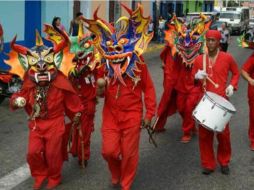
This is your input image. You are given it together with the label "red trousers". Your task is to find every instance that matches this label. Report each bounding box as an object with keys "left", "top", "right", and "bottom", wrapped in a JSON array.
[
  {"left": 102, "top": 116, "right": 141, "bottom": 190},
  {"left": 27, "top": 118, "right": 65, "bottom": 185},
  {"left": 248, "top": 100, "right": 254, "bottom": 144},
  {"left": 176, "top": 92, "right": 201, "bottom": 135},
  {"left": 69, "top": 113, "right": 94, "bottom": 161},
  {"left": 198, "top": 125, "right": 231, "bottom": 170}
]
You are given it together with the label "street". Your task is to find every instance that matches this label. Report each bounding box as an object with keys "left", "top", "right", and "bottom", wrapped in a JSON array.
[{"left": 0, "top": 36, "right": 254, "bottom": 190}]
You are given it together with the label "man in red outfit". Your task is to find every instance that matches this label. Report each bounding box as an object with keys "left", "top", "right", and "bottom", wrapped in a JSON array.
[
  {"left": 7, "top": 32, "right": 83, "bottom": 189},
  {"left": 193, "top": 30, "right": 240, "bottom": 175},
  {"left": 154, "top": 15, "right": 211, "bottom": 143},
  {"left": 241, "top": 54, "right": 254, "bottom": 150},
  {"left": 85, "top": 4, "right": 156, "bottom": 190}
]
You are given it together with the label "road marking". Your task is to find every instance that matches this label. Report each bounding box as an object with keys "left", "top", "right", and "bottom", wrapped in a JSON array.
[{"left": 0, "top": 164, "right": 30, "bottom": 190}]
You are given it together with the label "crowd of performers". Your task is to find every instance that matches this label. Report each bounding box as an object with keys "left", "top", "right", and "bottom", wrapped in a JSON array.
[{"left": 1, "top": 3, "right": 254, "bottom": 190}]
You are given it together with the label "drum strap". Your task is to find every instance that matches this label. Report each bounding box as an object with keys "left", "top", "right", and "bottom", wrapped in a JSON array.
[{"left": 202, "top": 54, "right": 207, "bottom": 91}]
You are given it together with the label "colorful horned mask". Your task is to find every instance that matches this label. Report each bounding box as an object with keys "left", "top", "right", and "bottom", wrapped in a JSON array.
[
  {"left": 165, "top": 14, "right": 211, "bottom": 66},
  {"left": 238, "top": 32, "right": 254, "bottom": 49},
  {"left": 44, "top": 24, "right": 100, "bottom": 77},
  {"left": 83, "top": 3, "right": 153, "bottom": 85},
  {"left": 5, "top": 30, "right": 74, "bottom": 86}
]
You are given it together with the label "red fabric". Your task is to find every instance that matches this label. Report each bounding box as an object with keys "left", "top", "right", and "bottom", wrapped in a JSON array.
[
  {"left": 0, "top": 24, "right": 3, "bottom": 37},
  {"left": 64, "top": 69, "right": 98, "bottom": 161},
  {"left": 206, "top": 30, "right": 222, "bottom": 40},
  {"left": 10, "top": 73, "right": 83, "bottom": 184},
  {"left": 242, "top": 53, "right": 254, "bottom": 143},
  {"left": 242, "top": 53, "right": 254, "bottom": 100},
  {"left": 155, "top": 46, "right": 201, "bottom": 131},
  {"left": 198, "top": 125, "right": 231, "bottom": 169},
  {"left": 101, "top": 63, "right": 156, "bottom": 189},
  {"left": 102, "top": 111, "right": 141, "bottom": 190},
  {"left": 176, "top": 92, "right": 202, "bottom": 134},
  {"left": 193, "top": 51, "right": 239, "bottom": 169},
  {"left": 193, "top": 51, "right": 240, "bottom": 96},
  {"left": 248, "top": 100, "right": 254, "bottom": 144}
]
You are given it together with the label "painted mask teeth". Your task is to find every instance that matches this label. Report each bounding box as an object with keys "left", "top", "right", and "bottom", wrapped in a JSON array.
[{"left": 35, "top": 73, "right": 39, "bottom": 83}]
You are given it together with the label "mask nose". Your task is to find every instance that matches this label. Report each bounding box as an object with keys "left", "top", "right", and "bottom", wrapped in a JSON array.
[{"left": 36, "top": 61, "right": 48, "bottom": 72}]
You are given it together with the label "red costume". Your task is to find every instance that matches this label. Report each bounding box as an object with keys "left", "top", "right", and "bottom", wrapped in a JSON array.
[
  {"left": 242, "top": 53, "right": 254, "bottom": 148},
  {"left": 11, "top": 73, "right": 83, "bottom": 188},
  {"left": 101, "top": 64, "right": 156, "bottom": 190},
  {"left": 155, "top": 47, "right": 201, "bottom": 141},
  {"left": 194, "top": 50, "right": 239, "bottom": 170},
  {"left": 66, "top": 69, "right": 98, "bottom": 163}
]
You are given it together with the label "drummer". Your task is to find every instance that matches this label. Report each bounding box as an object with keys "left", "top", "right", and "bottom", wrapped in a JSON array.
[{"left": 193, "top": 30, "right": 240, "bottom": 175}]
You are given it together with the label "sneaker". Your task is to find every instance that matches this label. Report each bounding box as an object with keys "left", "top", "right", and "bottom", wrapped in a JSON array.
[
  {"left": 250, "top": 142, "right": 254, "bottom": 151},
  {"left": 181, "top": 134, "right": 191, "bottom": 143},
  {"left": 221, "top": 165, "right": 230, "bottom": 175},
  {"left": 33, "top": 176, "right": 47, "bottom": 190},
  {"left": 202, "top": 168, "right": 214, "bottom": 175}
]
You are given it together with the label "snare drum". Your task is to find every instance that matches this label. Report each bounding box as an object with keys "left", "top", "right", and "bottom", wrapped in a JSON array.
[{"left": 192, "top": 91, "right": 236, "bottom": 132}]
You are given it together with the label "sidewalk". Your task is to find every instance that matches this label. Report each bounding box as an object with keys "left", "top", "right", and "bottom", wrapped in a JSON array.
[{"left": 145, "top": 41, "right": 164, "bottom": 54}]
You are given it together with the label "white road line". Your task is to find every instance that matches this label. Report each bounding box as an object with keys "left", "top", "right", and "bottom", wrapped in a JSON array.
[{"left": 0, "top": 164, "right": 30, "bottom": 190}]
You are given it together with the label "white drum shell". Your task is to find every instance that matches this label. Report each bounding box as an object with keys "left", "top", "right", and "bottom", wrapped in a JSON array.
[{"left": 193, "top": 92, "right": 236, "bottom": 132}]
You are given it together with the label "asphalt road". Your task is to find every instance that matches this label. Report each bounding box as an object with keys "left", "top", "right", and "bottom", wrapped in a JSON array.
[{"left": 0, "top": 36, "right": 254, "bottom": 190}]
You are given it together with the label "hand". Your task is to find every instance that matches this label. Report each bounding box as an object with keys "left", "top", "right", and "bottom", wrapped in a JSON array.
[
  {"left": 142, "top": 118, "right": 151, "bottom": 128},
  {"left": 195, "top": 70, "right": 207, "bottom": 80},
  {"left": 225, "top": 84, "right": 234, "bottom": 97},
  {"left": 13, "top": 97, "right": 26, "bottom": 108},
  {"left": 73, "top": 112, "right": 81, "bottom": 125},
  {"left": 249, "top": 78, "right": 254, "bottom": 86}
]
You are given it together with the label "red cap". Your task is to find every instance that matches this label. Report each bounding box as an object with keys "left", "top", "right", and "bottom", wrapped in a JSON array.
[{"left": 205, "top": 30, "right": 221, "bottom": 40}]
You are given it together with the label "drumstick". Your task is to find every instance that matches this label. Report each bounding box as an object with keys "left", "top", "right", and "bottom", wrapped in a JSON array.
[{"left": 206, "top": 76, "right": 219, "bottom": 88}]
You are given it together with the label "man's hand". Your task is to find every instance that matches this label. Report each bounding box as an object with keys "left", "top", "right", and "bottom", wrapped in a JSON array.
[
  {"left": 249, "top": 78, "right": 254, "bottom": 86},
  {"left": 13, "top": 97, "right": 26, "bottom": 108},
  {"left": 73, "top": 112, "right": 81, "bottom": 126},
  {"left": 225, "top": 85, "right": 234, "bottom": 97},
  {"left": 96, "top": 78, "right": 106, "bottom": 96},
  {"left": 142, "top": 118, "right": 151, "bottom": 128},
  {"left": 195, "top": 70, "right": 207, "bottom": 80}
]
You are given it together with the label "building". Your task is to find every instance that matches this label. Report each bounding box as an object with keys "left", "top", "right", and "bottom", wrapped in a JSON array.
[{"left": 0, "top": 0, "right": 153, "bottom": 70}]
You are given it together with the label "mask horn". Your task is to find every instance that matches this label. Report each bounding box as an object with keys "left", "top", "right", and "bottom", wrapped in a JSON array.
[
  {"left": 35, "top": 30, "right": 44, "bottom": 46},
  {"left": 10, "top": 35, "right": 28, "bottom": 54}
]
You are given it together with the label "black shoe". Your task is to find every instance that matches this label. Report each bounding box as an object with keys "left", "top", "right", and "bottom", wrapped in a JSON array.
[
  {"left": 221, "top": 165, "right": 230, "bottom": 175},
  {"left": 202, "top": 168, "right": 214, "bottom": 175}
]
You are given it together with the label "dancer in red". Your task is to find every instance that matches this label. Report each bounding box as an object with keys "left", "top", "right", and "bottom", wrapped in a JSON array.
[
  {"left": 193, "top": 30, "right": 239, "bottom": 175},
  {"left": 84, "top": 4, "right": 156, "bottom": 190},
  {"left": 241, "top": 53, "right": 254, "bottom": 150},
  {"left": 7, "top": 31, "right": 83, "bottom": 189},
  {"left": 155, "top": 14, "right": 211, "bottom": 143}
]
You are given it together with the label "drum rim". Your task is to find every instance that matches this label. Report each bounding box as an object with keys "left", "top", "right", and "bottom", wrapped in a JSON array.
[
  {"left": 205, "top": 92, "right": 236, "bottom": 113},
  {"left": 192, "top": 116, "right": 226, "bottom": 133}
]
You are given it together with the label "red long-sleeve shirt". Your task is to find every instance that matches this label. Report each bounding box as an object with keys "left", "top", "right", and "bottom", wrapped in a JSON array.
[
  {"left": 10, "top": 72, "right": 83, "bottom": 130},
  {"left": 193, "top": 51, "right": 240, "bottom": 97},
  {"left": 103, "top": 63, "right": 156, "bottom": 127},
  {"left": 242, "top": 53, "right": 254, "bottom": 100}
]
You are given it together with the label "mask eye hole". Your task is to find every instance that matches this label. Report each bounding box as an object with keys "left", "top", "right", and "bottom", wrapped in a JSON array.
[
  {"left": 27, "top": 55, "right": 38, "bottom": 66},
  {"left": 44, "top": 53, "right": 54, "bottom": 63},
  {"left": 118, "top": 38, "right": 129, "bottom": 45},
  {"left": 106, "top": 41, "right": 112, "bottom": 46},
  {"left": 84, "top": 42, "right": 90, "bottom": 49}
]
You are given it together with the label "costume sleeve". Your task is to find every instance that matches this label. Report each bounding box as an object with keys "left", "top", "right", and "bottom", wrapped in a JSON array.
[
  {"left": 228, "top": 54, "right": 240, "bottom": 90},
  {"left": 64, "top": 90, "right": 84, "bottom": 114},
  {"left": 242, "top": 53, "right": 254, "bottom": 74},
  {"left": 140, "top": 64, "right": 156, "bottom": 120}
]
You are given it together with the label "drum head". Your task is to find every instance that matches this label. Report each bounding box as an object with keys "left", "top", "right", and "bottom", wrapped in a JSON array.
[{"left": 206, "top": 91, "right": 236, "bottom": 112}]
